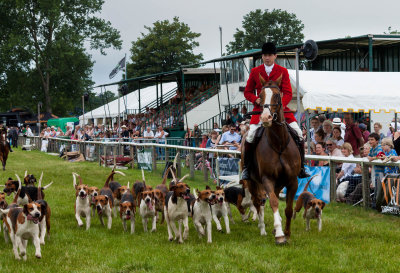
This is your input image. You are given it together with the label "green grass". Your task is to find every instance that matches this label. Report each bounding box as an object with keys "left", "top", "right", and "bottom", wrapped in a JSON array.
[{"left": 1, "top": 149, "right": 400, "bottom": 272}]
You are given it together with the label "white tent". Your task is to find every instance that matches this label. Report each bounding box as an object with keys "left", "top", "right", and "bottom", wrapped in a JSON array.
[
  {"left": 287, "top": 70, "right": 400, "bottom": 113},
  {"left": 80, "top": 82, "right": 177, "bottom": 121}
]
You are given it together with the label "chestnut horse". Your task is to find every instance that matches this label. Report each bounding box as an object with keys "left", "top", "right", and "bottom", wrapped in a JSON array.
[
  {"left": 0, "top": 127, "right": 9, "bottom": 171},
  {"left": 241, "top": 74, "right": 300, "bottom": 245}
]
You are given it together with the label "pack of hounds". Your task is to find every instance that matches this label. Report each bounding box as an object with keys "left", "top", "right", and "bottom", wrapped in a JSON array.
[{"left": 0, "top": 156, "right": 325, "bottom": 260}]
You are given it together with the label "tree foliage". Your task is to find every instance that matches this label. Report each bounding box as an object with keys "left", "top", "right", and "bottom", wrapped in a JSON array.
[
  {"left": 0, "top": 0, "right": 122, "bottom": 115},
  {"left": 226, "top": 9, "right": 305, "bottom": 54},
  {"left": 127, "top": 17, "right": 203, "bottom": 80}
]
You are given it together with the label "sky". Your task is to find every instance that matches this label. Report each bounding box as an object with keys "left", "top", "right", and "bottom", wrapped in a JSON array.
[{"left": 90, "top": 0, "right": 400, "bottom": 93}]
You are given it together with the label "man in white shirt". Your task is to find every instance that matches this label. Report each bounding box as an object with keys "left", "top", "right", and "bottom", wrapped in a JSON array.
[{"left": 143, "top": 127, "right": 154, "bottom": 138}]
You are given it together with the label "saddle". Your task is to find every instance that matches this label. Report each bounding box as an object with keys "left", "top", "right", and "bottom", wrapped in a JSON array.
[{"left": 254, "top": 122, "right": 301, "bottom": 148}]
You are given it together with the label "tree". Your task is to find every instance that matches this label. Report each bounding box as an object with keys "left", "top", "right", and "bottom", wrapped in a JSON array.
[
  {"left": 226, "top": 9, "right": 305, "bottom": 54},
  {"left": 127, "top": 17, "right": 203, "bottom": 80},
  {"left": 384, "top": 26, "right": 400, "bottom": 34},
  {"left": 0, "top": 0, "right": 122, "bottom": 114}
]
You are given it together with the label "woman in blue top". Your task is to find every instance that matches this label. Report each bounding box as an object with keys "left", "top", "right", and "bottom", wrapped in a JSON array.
[{"left": 381, "top": 138, "right": 399, "bottom": 174}]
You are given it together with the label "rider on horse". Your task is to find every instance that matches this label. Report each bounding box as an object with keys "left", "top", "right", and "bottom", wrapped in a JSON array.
[
  {"left": 0, "top": 124, "right": 13, "bottom": 152},
  {"left": 241, "top": 42, "right": 309, "bottom": 180}
]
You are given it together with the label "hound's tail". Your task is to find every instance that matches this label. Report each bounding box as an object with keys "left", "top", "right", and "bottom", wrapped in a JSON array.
[
  {"left": 302, "top": 174, "right": 318, "bottom": 193},
  {"left": 12, "top": 174, "right": 22, "bottom": 204},
  {"left": 37, "top": 172, "right": 43, "bottom": 200}
]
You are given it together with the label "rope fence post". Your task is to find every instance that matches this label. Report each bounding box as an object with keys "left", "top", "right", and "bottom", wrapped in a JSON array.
[
  {"left": 362, "top": 162, "right": 371, "bottom": 209},
  {"left": 329, "top": 160, "right": 337, "bottom": 203}
]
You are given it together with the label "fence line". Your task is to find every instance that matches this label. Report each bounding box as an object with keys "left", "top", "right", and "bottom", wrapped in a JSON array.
[{"left": 19, "top": 136, "right": 400, "bottom": 209}]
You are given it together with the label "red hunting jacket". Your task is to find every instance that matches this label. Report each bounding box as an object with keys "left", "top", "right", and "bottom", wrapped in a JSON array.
[{"left": 244, "top": 63, "right": 296, "bottom": 125}]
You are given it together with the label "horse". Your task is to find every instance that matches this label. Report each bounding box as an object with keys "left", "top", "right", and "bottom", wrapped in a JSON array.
[
  {"left": 0, "top": 127, "right": 9, "bottom": 171},
  {"left": 241, "top": 74, "right": 301, "bottom": 245}
]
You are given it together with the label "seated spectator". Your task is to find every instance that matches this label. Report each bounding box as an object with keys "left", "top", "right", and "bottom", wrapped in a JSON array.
[
  {"left": 332, "top": 127, "right": 344, "bottom": 147},
  {"left": 310, "top": 117, "right": 320, "bottom": 144},
  {"left": 322, "top": 120, "right": 333, "bottom": 142},
  {"left": 241, "top": 106, "right": 248, "bottom": 116},
  {"left": 213, "top": 122, "right": 221, "bottom": 133},
  {"left": 314, "top": 128, "right": 326, "bottom": 144},
  {"left": 312, "top": 142, "right": 328, "bottom": 166},
  {"left": 200, "top": 133, "right": 209, "bottom": 148},
  {"left": 373, "top": 122, "right": 385, "bottom": 142},
  {"left": 326, "top": 138, "right": 343, "bottom": 157},
  {"left": 332, "top": 117, "right": 345, "bottom": 138},
  {"left": 381, "top": 138, "right": 399, "bottom": 174},
  {"left": 231, "top": 108, "right": 243, "bottom": 125},
  {"left": 367, "top": 133, "right": 385, "bottom": 188},
  {"left": 336, "top": 142, "right": 356, "bottom": 183},
  {"left": 387, "top": 121, "right": 400, "bottom": 137},
  {"left": 219, "top": 124, "right": 241, "bottom": 150}
]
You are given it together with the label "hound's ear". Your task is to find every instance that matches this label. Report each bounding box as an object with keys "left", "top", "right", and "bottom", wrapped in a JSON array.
[
  {"left": 170, "top": 185, "right": 176, "bottom": 191},
  {"left": 216, "top": 186, "right": 222, "bottom": 190},
  {"left": 205, "top": 185, "right": 211, "bottom": 190},
  {"left": 321, "top": 202, "right": 326, "bottom": 209},
  {"left": 307, "top": 201, "right": 313, "bottom": 208},
  {"left": 275, "top": 74, "right": 282, "bottom": 86},
  {"left": 151, "top": 191, "right": 154, "bottom": 198},
  {"left": 104, "top": 196, "right": 108, "bottom": 201},
  {"left": 138, "top": 192, "right": 142, "bottom": 200},
  {"left": 23, "top": 204, "right": 29, "bottom": 215},
  {"left": 259, "top": 74, "right": 267, "bottom": 86}
]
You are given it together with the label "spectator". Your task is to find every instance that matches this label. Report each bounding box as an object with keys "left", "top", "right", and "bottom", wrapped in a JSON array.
[
  {"left": 217, "top": 125, "right": 229, "bottom": 146},
  {"left": 381, "top": 138, "right": 399, "bottom": 174},
  {"left": 56, "top": 127, "right": 64, "bottom": 137},
  {"left": 49, "top": 126, "right": 57, "bottom": 138},
  {"left": 312, "top": 142, "right": 328, "bottom": 166},
  {"left": 344, "top": 113, "right": 364, "bottom": 157},
  {"left": 322, "top": 120, "right": 333, "bottom": 142},
  {"left": 231, "top": 108, "right": 243, "bottom": 125},
  {"left": 213, "top": 122, "right": 221, "bottom": 133},
  {"left": 143, "top": 127, "right": 154, "bottom": 139},
  {"left": 192, "top": 124, "right": 202, "bottom": 146},
  {"left": 387, "top": 122, "right": 400, "bottom": 137},
  {"left": 206, "top": 130, "right": 219, "bottom": 152},
  {"left": 359, "top": 123, "right": 370, "bottom": 143},
  {"left": 367, "top": 133, "right": 385, "bottom": 188},
  {"left": 332, "top": 127, "right": 344, "bottom": 147},
  {"left": 219, "top": 124, "right": 241, "bottom": 150},
  {"left": 318, "top": 114, "right": 326, "bottom": 125},
  {"left": 120, "top": 125, "right": 129, "bottom": 138},
  {"left": 326, "top": 138, "right": 343, "bottom": 157},
  {"left": 310, "top": 117, "right": 320, "bottom": 144},
  {"left": 314, "top": 128, "right": 326, "bottom": 144},
  {"left": 155, "top": 126, "right": 168, "bottom": 159},
  {"left": 336, "top": 142, "right": 356, "bottom": 183},
  {"left": 26, "top": 125, "right": 34, "bottom": 137},
  {"left": 373, "top": 122, "right": 385, "bottom": 142},
  {"left": 200, "top": 133, "right": 208, "bottom": 148},
  {"left": 241, "top": 106, "right": 248, "bottom": 116},
  {"left": 332, "top": 117, "right": 345, "bottom": 138}
]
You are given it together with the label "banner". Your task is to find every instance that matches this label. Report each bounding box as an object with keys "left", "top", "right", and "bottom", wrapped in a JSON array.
[
  {"left": 381, "top": 174, "right": 400, "bottom": 216},
  {"left": 109, "top": 56, "right": 126, "bottom": 79},
  {"left": 295, "top": 166, "right": 331, "bottom": 203},
  {"left": 137, "top": 148, "right": 152, "bottom": 171},
  {"left": 217, "top": 158, "right": 240, "bottom": 185}
]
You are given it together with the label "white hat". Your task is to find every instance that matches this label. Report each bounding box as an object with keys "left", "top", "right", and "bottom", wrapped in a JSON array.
[
  {"left": 390, "top": 122, "right": 400, "bottom": 131},
  {"left": 121, "top": 125, "right": 127, "bottom": 129},
  {"left": 332, "top": 117, "right": 341, "bottom": 126}
]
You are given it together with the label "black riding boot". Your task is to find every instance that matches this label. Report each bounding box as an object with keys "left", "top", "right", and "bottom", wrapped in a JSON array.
[
  {"left": 298, "top": 140, "right": 309, "bottom": 178},
  {"left": 241, "top": 141, "right": 253, "bottom": 181}
]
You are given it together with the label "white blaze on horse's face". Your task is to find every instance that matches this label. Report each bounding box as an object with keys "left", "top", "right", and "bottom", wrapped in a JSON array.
[{"left": 261, "top": 87, "right": 274, "bottom": 127}]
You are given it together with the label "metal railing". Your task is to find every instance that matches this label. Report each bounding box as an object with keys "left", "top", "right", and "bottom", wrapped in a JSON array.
[{"left": 19, "top": 136, "right": 400, "bottom": 209}]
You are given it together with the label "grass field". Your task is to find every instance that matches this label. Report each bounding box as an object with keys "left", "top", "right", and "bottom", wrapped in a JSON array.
[{"left": 1, "top": 149, "right": 400, "bottom": 273}]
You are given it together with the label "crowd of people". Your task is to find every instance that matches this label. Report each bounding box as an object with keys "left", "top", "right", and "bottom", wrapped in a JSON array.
[{"left": 305, "top": 113, "right": 400, "bottom": 205}]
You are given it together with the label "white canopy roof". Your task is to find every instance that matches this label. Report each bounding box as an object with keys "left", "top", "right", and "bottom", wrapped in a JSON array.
[
  {"left": 287, "top": 70, "right": 400, "bottom": 113},
  {"left": 80, "top": 82, "right": 177, "bottom": 120}
]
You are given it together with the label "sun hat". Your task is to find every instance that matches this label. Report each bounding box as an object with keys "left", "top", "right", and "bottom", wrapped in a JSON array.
[{"left": 332, "top": 118, "right": 341, "bottom": 126}]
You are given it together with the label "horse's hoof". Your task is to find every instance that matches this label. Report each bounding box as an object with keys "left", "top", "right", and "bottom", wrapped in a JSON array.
[{"left": 275, "top": 236, "right": 287, "bottom": 245}]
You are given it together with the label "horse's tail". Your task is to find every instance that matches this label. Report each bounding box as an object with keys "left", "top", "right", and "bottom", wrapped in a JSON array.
[{"left": 302, "top": 174, "right": 318, "bottom": 193}]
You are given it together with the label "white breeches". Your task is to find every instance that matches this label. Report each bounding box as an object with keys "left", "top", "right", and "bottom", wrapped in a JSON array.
[{"left": 246, "top": 121, "right": 303, "bottom": 143}]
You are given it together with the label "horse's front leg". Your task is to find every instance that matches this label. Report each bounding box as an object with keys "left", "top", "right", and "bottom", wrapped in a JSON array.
[
  {"left": 262, "top": 177, "right": 286, "bottom": 245},
  {"left": 284, "top": 180, "right": 297, "bottom": 240}
]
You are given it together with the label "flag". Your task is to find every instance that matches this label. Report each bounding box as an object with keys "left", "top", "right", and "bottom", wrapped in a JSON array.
[{"left": 109, "top": 56, "right": 126, "bottom": 79}]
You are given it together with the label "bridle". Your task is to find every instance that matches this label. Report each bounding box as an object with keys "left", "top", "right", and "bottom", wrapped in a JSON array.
[{"left": 262, "top": 85, "right": 284, "bottom": 125}]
